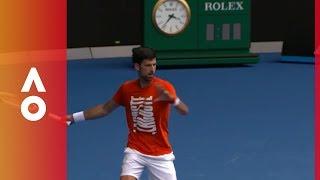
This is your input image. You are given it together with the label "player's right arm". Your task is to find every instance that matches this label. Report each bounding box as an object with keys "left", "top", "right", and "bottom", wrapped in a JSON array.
[
  {"left": 67, "top": 83, "right": 125, "bottom": 125},
  {"left": 83, "top": 99, "right": 119, "bottom": 120},
  {"left": 67, "top": 99, "right": 119, "bottom": 125}
]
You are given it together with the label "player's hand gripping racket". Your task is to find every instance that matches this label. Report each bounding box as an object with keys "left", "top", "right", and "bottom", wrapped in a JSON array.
[{"left": 0, "top": 91, "right": 71, "bottom": 126}]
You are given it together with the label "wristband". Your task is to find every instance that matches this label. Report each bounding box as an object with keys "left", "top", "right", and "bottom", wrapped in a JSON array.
[
  {"left": 72, "top": 111, "right": 85, "bottom": 122},
  {"left": 173, "top": 98, "right": 181, "bottom": 106}
]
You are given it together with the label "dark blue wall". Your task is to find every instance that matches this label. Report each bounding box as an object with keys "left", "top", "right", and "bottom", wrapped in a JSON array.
[{"left": 67, "top": 0, "right": 314, "bottom": 56}]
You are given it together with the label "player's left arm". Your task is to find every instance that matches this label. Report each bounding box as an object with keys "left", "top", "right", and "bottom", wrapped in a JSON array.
[
  {"left": 155, "top": 82, "right": 189, "bottom": 115},
  {"left": 173, "top": 97, "right": 189, "bottom": 115}
]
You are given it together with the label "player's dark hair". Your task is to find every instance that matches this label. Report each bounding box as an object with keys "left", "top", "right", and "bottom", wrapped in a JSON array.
[{"left": 132, "top": 47, "right": 156, "bottom": 64}]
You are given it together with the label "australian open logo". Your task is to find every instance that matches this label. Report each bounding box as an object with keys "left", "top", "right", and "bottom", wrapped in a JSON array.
[{"left": 21, "top": 67, "right": 47, "bottom": 122}]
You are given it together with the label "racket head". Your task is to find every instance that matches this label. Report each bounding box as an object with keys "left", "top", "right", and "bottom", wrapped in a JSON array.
[{"left": 0, "top": 91, "right": 69, "bottom": 125}]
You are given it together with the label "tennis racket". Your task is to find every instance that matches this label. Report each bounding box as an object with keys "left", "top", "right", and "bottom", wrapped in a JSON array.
[{"left": 0, "top": 91, "right": 71, "bottom": 126}]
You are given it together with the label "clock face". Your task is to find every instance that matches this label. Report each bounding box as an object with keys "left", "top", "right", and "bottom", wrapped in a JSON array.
[{"left": 153, "top": 0, "right": 191, "bottom": 35}]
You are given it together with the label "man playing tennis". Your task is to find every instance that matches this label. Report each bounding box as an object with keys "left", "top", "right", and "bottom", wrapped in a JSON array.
[{"left": 67, "top": 47, "right": 189, "bottom": 180}]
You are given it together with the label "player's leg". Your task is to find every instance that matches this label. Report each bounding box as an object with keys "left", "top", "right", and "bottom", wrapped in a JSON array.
[
  {"left": 146, "top": 158, "right": 177, "bottom": 180},
  {"left": 120, "top": 152, "right": 145, "bottom": 180}
]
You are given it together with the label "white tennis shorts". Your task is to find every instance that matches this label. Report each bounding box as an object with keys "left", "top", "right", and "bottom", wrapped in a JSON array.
[{"left": 120, "top": 148, "right": 177, "bottom": 180}]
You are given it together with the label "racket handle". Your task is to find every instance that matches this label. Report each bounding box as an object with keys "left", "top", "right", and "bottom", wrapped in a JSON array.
[{"left": 48, "top": 113, "right": 71, "bottom": 126}]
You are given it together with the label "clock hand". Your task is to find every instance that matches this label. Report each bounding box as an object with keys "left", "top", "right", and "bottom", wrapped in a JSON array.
[
  {"left": 171, "top": 14, "right": 177, "bottom": 19},
  {"left": 171, "top": 14, "right": 181, "bottom": 20},
  {"left": 162, "top": 14, "right": 174, "bottom": 28}
]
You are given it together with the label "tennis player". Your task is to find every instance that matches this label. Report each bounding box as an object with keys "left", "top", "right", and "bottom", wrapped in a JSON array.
[{"left": 68, "top": 47, "right": 189, "bottom": 180}]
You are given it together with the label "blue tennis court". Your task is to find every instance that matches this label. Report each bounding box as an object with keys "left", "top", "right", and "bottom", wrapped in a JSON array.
[{"left": 68, "top": 54, "right": 313, "bottom": 180}]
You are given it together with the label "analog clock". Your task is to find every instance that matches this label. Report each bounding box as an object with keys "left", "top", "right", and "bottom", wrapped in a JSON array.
[{"left": 152, "top": 0, "right": 191, "bottom": 35}]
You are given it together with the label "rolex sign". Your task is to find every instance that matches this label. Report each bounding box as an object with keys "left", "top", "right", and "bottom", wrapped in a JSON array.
[{"left": 199, "top": 0, "right": 249, "bottom": 15}]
